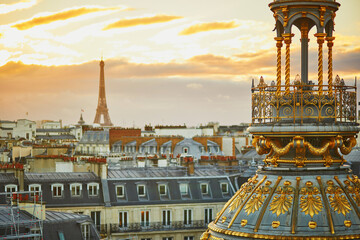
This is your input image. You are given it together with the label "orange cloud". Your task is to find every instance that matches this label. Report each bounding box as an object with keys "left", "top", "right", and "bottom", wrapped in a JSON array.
[
  {"left": 179, "top": 21, "right": 239, "bottom": 35},
  {"left": 103, "top": 15, "right": 183, "bottom": 30},
  {"left": 12, "top": 6, "right": 118, "bottom": 30}
]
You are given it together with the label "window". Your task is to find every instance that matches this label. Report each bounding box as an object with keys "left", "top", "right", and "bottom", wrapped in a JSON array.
[
  {"left": 116, "top": 185, "right": 124, "bottom": 198},
  {"left": 159, "top": 184, "right": 167, "bottom": 195},
  {"left": 81, "top": 223, "right": 91, "bottom": 240},
  {"left": 163, "top": 238, "right": 173, "bottom": 240},
  {"left": 183, "top": 209, "right": 192, "bottom": 225},
  {"left": 140, "top": 210, "right": 150, "bottom": 227},
  {"left": 162, "top": 210, "right": 171, "bottom": 226},
  {"left": 200, "top": 183, "right": 208, "bottom": 194},
  {"left": 221, "top": 183, "right": 229, "bottom": 194},
  {"left": 70, "top": 183, "right": 82, "bottom": 197},
  {"left": 184, "top": 237, "right": 194, "bottom": 240},
  {"left": 51, "top": 184, "right": 63, "bottom": 197},
  {"left": 91, "top": 211, "right": 101, "bottom": 231},
  {"left": 5, "top": 184, "right": 17, "bottom": 193},
  {"left": 204, "top": 208, "right": 213, "bottom": 224},
  {"left": 183, "top": 147, "right": 188, "bottom": 154},
  {"left": 119, "top": 211, "right": 128, "bottom": 228},
  {"left": 29, "top": 184, "right": 41, "bottom": 197},
  {"left": 87, "top": 183, "right": 99, "bottom": 197},
  {"left": 138, "top": 185, "right": 146, "bottom": 197},
  {"left": 180, "top": 183, "right": 188, "bottom": 195}
]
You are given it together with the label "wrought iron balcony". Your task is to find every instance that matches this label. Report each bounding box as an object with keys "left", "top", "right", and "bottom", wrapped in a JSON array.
[
  {"left": 251, "top": 83, "right": 356, "bottom": 124},
  {"left": 110, "top": 220, "right": 207, "bottom": 233}
]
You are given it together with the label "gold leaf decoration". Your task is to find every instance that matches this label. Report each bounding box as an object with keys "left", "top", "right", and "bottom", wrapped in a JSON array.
[
  {"left": 300, "top": 181, "right": 323, "bottom": 218},
  {"left": 228, "top": 176, "right": 257, "bottom": 213},
  {"left": 244, "top": 192, "right": 266, "bottom": 215},
  {"left": 244, "top": 185, "right": 271, "bottom": 215},
  {"left": 353, "top": 193, "right": 360, "bottom": 206},
  {"left": 326, "top": 181, "right": 351, "bottom": 216},
  {"left": 346, "top": 178, "right": 360, "bottom": 206},
  {"left": 269, "top": 181, "right": 294, "bottom": 217},
  {"left": 328, "top": 194, "right": 351, "bottom": 215},
  {"left": 229, "top": 191, "right": 246, "bottom": 212},
  {"left": 270, "top": 194, "right": 293, "bottom": 216}
]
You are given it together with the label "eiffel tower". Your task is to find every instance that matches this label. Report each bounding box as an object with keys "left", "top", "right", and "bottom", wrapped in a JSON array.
[{"left": 93, "top": 58, "right": 113, "bottom": 126}]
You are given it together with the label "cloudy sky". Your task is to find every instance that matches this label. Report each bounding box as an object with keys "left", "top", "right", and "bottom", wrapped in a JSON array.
[{"left": 0, "top": 0, "right": 359, "bottom": 127}]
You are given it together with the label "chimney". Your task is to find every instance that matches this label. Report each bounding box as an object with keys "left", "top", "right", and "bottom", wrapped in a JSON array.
[
  {"left": 186, "top": 157, "right": 194, "bottom": 175},
  {"left": 17, "top": 168, "right": 25, "bottom": 191},
  {"left": 100, "top": 163, "right": 108, "bottom": 179}
]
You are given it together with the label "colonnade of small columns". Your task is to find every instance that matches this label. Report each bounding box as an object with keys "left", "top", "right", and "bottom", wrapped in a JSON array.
[{"left": 274, "top": 30, "right": 335, "bottom": 96}]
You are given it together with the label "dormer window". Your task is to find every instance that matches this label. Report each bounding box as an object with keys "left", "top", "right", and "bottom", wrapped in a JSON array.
[
  {"left": 5, "top": 184, "right": 17, "bottom": 193},
  {"left": 29, "top": 184, "right": 41, "bottom": 197},
  {"left": 221, "top": 183, "right": 229, "bottom": 194},
  {"left": 200, "top": 183, "right": 208, "bottom": 194},
  {"left": 138, "top": 185, "right": 146, "bottom": 197},
  {"left": 183, "top": 147, "right": 189, "bottom": 154},
  {"left": 51, "top": 184, "right": 64, "bottom": 197},
  {"left": 158, "top": 184, "right": 167, "bottom": 195},
  {"left": 116, "top": 185, "right": 125, "bottom": 198},
  {"left": 87, "top": 183, "right": 99, "bottom": 197},
  {"left": 70, "top": 183, "right": 82, "bottom": 197},
  {"left": 180, "top": 183, "right": 189, "bottom": 196}
]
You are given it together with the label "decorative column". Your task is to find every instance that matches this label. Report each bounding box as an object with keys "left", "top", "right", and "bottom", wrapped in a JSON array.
[
  {"left": 314, "top": 33, "right": 327, "bottom": 95},
  {"left": 275, "top": 37, "right": 283, "bottom": 96},
  {"left": 282, "top": 33, "right": 294, "bottom": 95},
  {"left": 326, "top": 36, "right": 335, "bottom": 96},
  {"left": 300, "top": 22, "right": 309, "bottom": 84}
]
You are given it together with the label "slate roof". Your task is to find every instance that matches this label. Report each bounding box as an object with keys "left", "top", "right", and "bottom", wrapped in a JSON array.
[
  {"left": 79, "top": 130, "right": 109, "bottom": 144},
  {"left": 36, "top": 128, "right": 71, "bottom": 133},
  {"left": 237, "top": 148, "right": 263, "bottom": 161},
  {"left": 106, "top": 166, "right": 235, "bottom": 206},
  {"left": 24, "top": 172, "right": 103, "bottom": 208},
  {"left": 0, "top": 207, "right": 34, "bottom": 227},
  {"left": 344, "top": 148, "right": 360, "bottom": 162},
  {"left": 0, "top": 207, "right": 100, "bottom": 240},
  {"left": 0, "top": 166, "right": 243, "bottom": 209},
  {"left": 25, "top": 172, "right": 99, "bottom": 182},
  {"left": 44, "top": 211, "right": 100, "bottom": 240},
  {"left": 0, "top": 173, "right": 17, "bottom": 183},
  {"left": 36, "top": 135, "right": 76, "bottom": 140},
  {"left": 107, "top": 166, "right": 227, "bottom": 179}
]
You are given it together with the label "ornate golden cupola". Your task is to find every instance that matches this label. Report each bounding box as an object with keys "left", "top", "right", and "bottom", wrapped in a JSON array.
[{"left": 202, "top": 0, "right": 360, "bottom": 239}]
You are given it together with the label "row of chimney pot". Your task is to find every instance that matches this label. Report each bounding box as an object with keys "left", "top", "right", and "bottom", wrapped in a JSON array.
[{"left": 0, "top": 163, "right": 24, "bottom": 169}]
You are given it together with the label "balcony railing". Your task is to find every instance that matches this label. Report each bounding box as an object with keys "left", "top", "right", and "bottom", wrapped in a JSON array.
[
  {"left": 251, "top": 84, "right": 356, "bottom": 124},
  {"left": 109, "top": 220, "right": 207, "bottom": 233}
]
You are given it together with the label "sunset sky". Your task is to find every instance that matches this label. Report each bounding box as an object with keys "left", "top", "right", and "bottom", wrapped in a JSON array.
[{"left": 0, "top": 0, "right": 359, "bottom": 127}]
